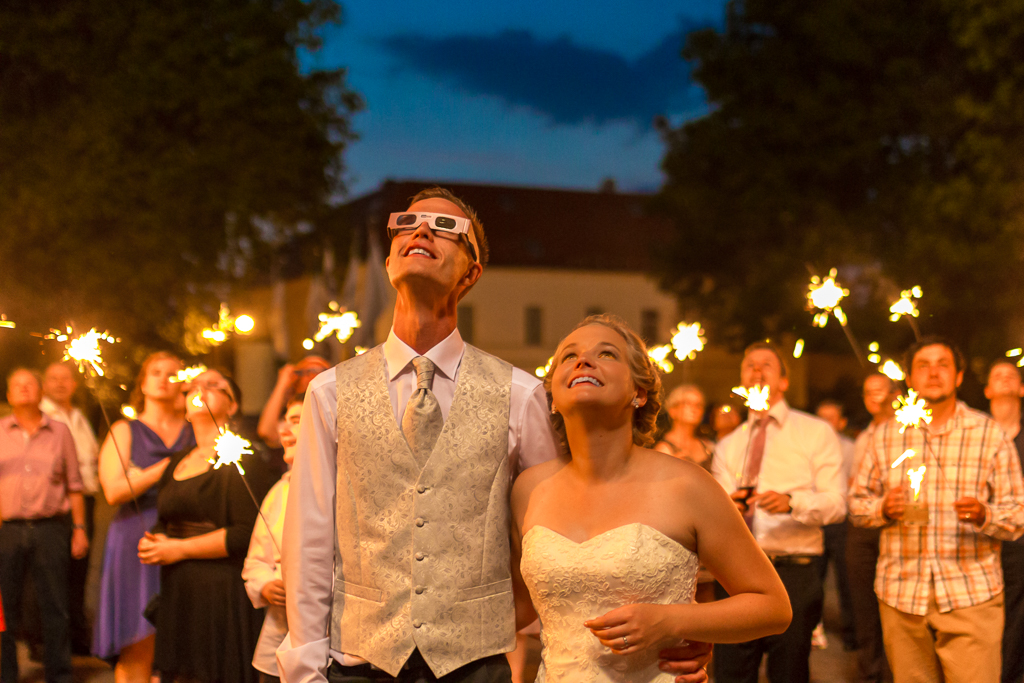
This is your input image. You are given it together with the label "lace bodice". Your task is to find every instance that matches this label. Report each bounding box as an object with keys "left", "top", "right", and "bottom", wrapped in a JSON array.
[{"left": 521, "top": 523, "right": 700, "bottom": 683}]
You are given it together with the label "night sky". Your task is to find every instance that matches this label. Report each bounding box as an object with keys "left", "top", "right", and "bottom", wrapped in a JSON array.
[{"left": 306, "top": 1, "right": 727, "bottom": 198}]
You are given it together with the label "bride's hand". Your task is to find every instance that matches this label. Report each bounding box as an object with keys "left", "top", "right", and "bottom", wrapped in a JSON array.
[{"left": 584, "top": 603, "right": 679, "bottom": 656}]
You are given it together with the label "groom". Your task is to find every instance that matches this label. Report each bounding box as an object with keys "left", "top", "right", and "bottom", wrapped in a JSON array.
[{"left": 279, "top": 187, "right": 711, "bottom": 683}]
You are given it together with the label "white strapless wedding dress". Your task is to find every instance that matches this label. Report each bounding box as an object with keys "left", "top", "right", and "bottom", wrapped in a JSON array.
[{"left": 520, "top": 523, "right": 700, "bottom": 683}]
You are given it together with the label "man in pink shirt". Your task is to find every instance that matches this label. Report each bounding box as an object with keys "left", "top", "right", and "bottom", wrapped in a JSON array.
[{"left": 0, "top": 368, "right": 88, "bottom": 683}]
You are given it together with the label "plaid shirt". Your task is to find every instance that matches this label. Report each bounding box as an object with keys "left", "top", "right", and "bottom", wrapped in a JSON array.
[{"left": 849, "top": 402, "right": 1024, "bottom": 615}]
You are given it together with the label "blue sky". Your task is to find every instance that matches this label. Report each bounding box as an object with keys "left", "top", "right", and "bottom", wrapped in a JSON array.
[{"left": 307, "top": 1, "right": 727, "bottom": 198}]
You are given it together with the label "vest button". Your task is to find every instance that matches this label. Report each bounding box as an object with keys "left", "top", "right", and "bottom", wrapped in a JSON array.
[
  {"left": 415, "top": 552, "right": 425, "bottom": 561},
  {"left": 413, "top": 620, "right": 423, "bottom": 628},
  {"left": 417, "top": 485, "right": 427, "bottom": 494},
  {"left": 415, "top": 586, "right": 425, "bottom": 594},
  {"left": 415, "top": 518, "right": 426, "bottom": 527}
]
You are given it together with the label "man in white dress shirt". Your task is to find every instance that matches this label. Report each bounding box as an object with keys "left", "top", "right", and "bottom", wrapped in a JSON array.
[
  {"left": 279, "top": 187, "right": 714, "bottom": 683},
  {"left": 41, "top": 361, "right": 99, "bottom": 654},
  {"left": 711, "top": 342, "right": 846, "bottom": 683}
]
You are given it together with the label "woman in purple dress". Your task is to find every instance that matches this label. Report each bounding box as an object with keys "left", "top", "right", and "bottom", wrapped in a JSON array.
[{"left": 93, "top": 352, "right": 194, "bottom": 682}]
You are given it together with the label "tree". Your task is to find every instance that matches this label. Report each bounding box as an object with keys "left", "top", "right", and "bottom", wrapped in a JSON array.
[
  {"left": 0, "top": 0, "right": 361, "bottom": 356},
  {"left": 655, "top": 0, "right": 1024, "bottom": 367}
]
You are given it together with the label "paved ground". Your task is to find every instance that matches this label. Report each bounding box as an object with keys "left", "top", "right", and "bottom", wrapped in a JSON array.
[{"left": 13, "top": 561, "right": 859, "bottom": 683}]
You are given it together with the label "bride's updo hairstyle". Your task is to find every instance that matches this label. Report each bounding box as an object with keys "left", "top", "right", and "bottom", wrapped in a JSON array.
[{"left": 544, "top": 314, "right": 663, "bottom": 453}]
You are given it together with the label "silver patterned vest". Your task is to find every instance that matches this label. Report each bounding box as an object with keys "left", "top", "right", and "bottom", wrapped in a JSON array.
[{"left": 331, "top": 344, "right": 515, "bottom": 676}]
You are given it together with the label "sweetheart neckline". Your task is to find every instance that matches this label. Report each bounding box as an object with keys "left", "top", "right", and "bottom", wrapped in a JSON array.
[{"left": 523, "top": 522, "right": 697, "bottom": 559}]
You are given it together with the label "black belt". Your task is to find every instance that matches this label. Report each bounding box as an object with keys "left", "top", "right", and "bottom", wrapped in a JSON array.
[
  {"left": 2, "top": 515, "right": 65, "bottom": 525},
  {"left": 767, "top": 554, "right": 819, "bottom": 566}
]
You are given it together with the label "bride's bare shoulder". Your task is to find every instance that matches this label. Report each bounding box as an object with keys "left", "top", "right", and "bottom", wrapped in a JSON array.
[{"left": 512, "top": 456, "right": 568, "bottom": 508}]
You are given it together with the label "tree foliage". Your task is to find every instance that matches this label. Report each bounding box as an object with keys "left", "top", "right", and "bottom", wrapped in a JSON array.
[
  {"left": 0, "top": 0, "right": 361, "bottom": 353},
  {"left": 656, "top": 0, "right": 1024, "bottom": 364}
]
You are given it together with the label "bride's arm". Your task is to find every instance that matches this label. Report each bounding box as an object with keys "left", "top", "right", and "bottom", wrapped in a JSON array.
[{"left": 586, "top": 467, "right": 791, "bottom": 650}]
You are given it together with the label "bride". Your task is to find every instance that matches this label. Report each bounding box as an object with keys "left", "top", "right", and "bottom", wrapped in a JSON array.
[{"left": 511, "top": 315, "right": 791, "bottom": 682}]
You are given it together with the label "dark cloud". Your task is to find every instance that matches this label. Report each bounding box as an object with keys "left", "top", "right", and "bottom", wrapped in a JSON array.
[{"left": 378, "top": 26, "right": 708, "bottom": 127}]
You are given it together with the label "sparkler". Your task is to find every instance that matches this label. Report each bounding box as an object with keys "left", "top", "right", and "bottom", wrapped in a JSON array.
[
  {"left": 806, "top": 269, "right": 865, "bottom": 367},
  {"left": 894, "top": 389, "right": 932, "bottom": 433},
  {"left": 210, "top": 429, "right": 252, "bottom": 476},
  {"left": 312, "top": 309, "right": 361, "bottom": 344},
  {"left": 732, "top": 384, "right": 771, "bottom": 412},
  {"left": 199, "top": 303, "right": 254, "bottom": 347},
  {"left": 355, "top": 346, "right": 369, "bottom": 356},
  {"left": 647, "top": 344, "right": 675, "bottom": 373},
  {"left": 121, "top": 405, "right": 137, "bottom": 420},
  {"left": 889, "top": 287, "right": 923, "bottom": 341},
  {"left": 1007, "top": 349, "right": 1024, "bottom": 368},
  {"left": 792, "top": 339, "right": 804, "bottom": 359},
  {"left": 907, "top": 466, "right": 926, "bottom": 501},
  {"left": 890, "top": 448, "right": 917, "bottom": 469},
  {"left": 670, "top": 322, "right": 706, "bottom": 361},
  {"left": 880, "top": 360, "right": 906, "bottom": 381},
  {"left": 171, "top": 365, "right": 208, "bottom": 384}
]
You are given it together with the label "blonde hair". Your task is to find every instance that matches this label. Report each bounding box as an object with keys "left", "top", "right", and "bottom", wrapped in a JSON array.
[
  {"left": 544, "top": 314, "right": 663, "bottom": 452},
  {"left": 408, "top": 187, "right": 489, "bottom": 267}
]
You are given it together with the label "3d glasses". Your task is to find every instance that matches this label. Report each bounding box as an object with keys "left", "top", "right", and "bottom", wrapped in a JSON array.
[{"left": 386, "top": 212, "right": 478, "bottom": 262}]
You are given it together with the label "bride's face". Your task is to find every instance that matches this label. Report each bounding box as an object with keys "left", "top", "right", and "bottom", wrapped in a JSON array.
[{"left": 550, "top": 324, "right": 640, "bottom": 417}]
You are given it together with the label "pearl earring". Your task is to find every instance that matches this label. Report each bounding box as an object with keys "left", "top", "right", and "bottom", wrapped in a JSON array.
[{"left": 631, "top": 397, "right": 640, "bottom": 408}]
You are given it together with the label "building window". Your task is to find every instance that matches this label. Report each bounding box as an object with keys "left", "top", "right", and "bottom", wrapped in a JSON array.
[
  {"left": 458, "top": 305, "right": 474, "bottom": 345},
  {"left": 641, "top": 309, "right": 660, "bottom": 344},
  {"left": 525, "top": 306, "right": 543, "bottom": 347},
  {"left": 585, "top": 306, "right": 603, "bottom": 318}
]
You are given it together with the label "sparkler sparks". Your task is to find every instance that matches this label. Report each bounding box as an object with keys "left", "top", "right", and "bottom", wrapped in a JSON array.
[
  {"left": 171, "top": 365, "right": 208, "bottom": 384},
  {"left": 807, "top": 269, "right": 849, "bottom": 328},
  {"left": 890, "top": 449, "right": 917, "bottom": 469},
  {"left": 732, "top": 384, "right": 771, "bottom": 412},
  {"left": 670, "top": 322, "right": 706, "bottom": 361},
  {"left": 121, "top": 405, "right": 137, "bottom": 420},
  {"left": 894, "top": 389, "right": 932, "bottom": 433},
  {"left": 210, "top": 428, "right": 252, "bottom": 475},
  {"left": 191, "top": 393, "right": 204, "bottom": 409},
  {"left": 62, "top": 328, "right": 118, "bottom": 377},
  {"left": 199, "top": 303, "right": 254, "bottom": 347},
  {"left": 313, "top": 310, "right": 361, "bottom": 344},
  {"left": 535, "top": 356, "right": 553, "bottom": 379},
  {"left": 880, "top": 360, "right": 906, "bottom": 381},
  {"left": 889, "top": 287, "right": 923, "bottom": 321},
  {"left": 907, "top": 466, "right": 927, "bottom": 500},
  {"left": 647, "top": 344, "right": 675, "bottom": 373}
]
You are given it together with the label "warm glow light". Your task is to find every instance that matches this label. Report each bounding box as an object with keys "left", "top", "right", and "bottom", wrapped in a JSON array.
[
  {"left": 1007, "top": 348, "right": 1023, "bottom": 358},
  {"left": 233, "top": 315, "right": 255, "bottom": 334},
  {"left": 868, "top": 353, "right": 881, "bottom": 364},
  {"left": 880, "top": 360, "right": 906, "bottom": 381},
  {"left": 807, "top": 269, "right": 849, "bottom": 329},
  {"left": 890, "top": 448, "right": 917, "bottom": 469},
  {"left": 355, "top": 346, "right": 369, "bottom": 356},
  {"left": 0, "top": 315, "right": 14, "bottom": 329},
  {"left": 313, "top": 310, "right": 361, "bottom": 344},
  {"left": 210, "top": 428, "right": 252, "bottom": 475},
  {"left": 202, "top": 328, "right": 227, "bottom": 343},
  {"left": 869, "top": 341, "right": 879, "bottom": 352},
  {"left": 121, "top": 405, "right": 137, "bottom": 420},
  {"left": 171, "top": 365, "right": 208, "bottom": 384},
  {"left": 63, "top": 328, "right": 118, "bottom": 377},
  {"left": 894, "top": 389, "right": 932, "bottom": 433},
  {"left": 793, "top": 339, "right": 805, "bottom": 359},
  {"left": 191, "top": 393, "right": 204, "bottom": 408},
  {"left": 670, "top": 322, "right": 706, "bottom": 361},
  {"left": 732, "top": 384, "right": 771, "bottom": 412},
  {"left": 647, "top": 344, "right": 675, "bottom": 373},
  {"left": 535, "top": 356, "right": 553, "bottom": 378},
  {"left": 889, "top": 287, "right": 922, "bottom": 322},
  {"left": 302, "top": 338, "right": 314, "bottom": 350},
  {"left": 908, "top": 466, "right": 926, "bottom": 500}
]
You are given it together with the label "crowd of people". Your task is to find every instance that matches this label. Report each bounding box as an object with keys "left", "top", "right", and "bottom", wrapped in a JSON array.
[{"left": 1, "top": 187, "right": 1024, "bottom": 683}]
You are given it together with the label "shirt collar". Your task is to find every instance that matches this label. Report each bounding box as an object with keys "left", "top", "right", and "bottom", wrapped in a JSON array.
[
  {"left": 383, "top": 327, "right": 465, "bottom": 382},
  {"left": 1, "top": 412, "right": 52, "bottom": 431},
  {"left": 927, "top": 400, "right": 981, "bottom": 436},
  {"left": 749, "top": 398, "right": 790, "bottom": 427}
]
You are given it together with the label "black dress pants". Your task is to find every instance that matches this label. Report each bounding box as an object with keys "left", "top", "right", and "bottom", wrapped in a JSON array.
[
  {"left": 846, "top": 523, "right": 891, "bottom": 683},
  {"left": 328, "top": 650, "right": 511, "bottom": 683},
  {"left": 0, "top": 517, "right": 73, "bottom": 683},
  {"left": 714, "top": 556, "right": 824, "bottom": 683},
  {"left": 1003, "top": 540, "right": 1024, "bottom": 683}
]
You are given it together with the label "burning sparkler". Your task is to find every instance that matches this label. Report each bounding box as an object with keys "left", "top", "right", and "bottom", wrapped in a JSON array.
[
  {"left": 121, "top": 405, "right": 137, "bottom": 420},
  {"left": 806, "top": 268, "right": 865, "bottom": 366},
  {"left": 889, "top": 286, "right": 923, "bottom": 340},
  {"left": 210, "top": 429, "right": 252, "bottom": 476},
  {"left": 61, "top": 328, "right": 119, "bottom": 377},
  {"left": 890, "top": 448, "right": 917, "bottom": 469},
  {"left": 907, "top": 466, "right": 926, "bottom": 501},
  {"left": 199, "top": 304, "right": 254, "bottom": 347},
  {"left": 670, "top": 322, "right": 706, "bottom": 361},
  {"left": 880, "top": 360, "right": 906, "bottom": 381},
  {"left": 191, "top": 393, "right": 205, "bottom": 409},
  {"left": 894, "top": 389, "right": 932, "bottom": 433},
  {"left": 312, "top": 304, "right": 361, "bottom": 344},
  {"left": 732, "top": 384, "right": 771, "bottom": 412},
  {"left": 171, "top": 365, "right": 208, "bottom": 384},
  {"left": 647, "top": 344, "right": 675, "bottom": 373},
  {"left": 792, "top": 339, "right": 805, "bottom": 359}
]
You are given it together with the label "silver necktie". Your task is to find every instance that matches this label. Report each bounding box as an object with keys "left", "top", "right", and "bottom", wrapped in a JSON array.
[{"left": 402, "top": 356, "right": 443, "bottom": 467}]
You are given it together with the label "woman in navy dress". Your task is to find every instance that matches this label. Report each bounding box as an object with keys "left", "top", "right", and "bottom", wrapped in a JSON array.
[{"left": 93, "top": 352, "right": 194, "bottom": 682}]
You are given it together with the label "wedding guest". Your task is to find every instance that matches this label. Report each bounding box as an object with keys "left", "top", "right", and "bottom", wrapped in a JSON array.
[
  {"left": 0, "top": 368, "right": 88, "bottom": 683},
  {"left": 93, "top": 352, "right": 194, "bottom": 682},
  {"left": 256, "top": 356, "right": 329, "bottom": 449},
  {"left": 655, "top": 385, "right": 714, "bottom": 470},
  {"left": 850, "top": 337, "right": 1024, "bottom": 683},
  {"left": 711, "top": 402, "right": 743, "bottom": 441}
]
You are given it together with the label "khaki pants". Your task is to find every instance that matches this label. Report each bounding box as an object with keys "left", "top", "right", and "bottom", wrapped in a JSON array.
[{"left": 878, "top": 590, "right": 1003, "bottom": 683}]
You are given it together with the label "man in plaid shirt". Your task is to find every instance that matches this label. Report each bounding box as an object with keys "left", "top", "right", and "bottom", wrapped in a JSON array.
[{"left": 850, "top": 337, "right": 1024, "bottom": 683}]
